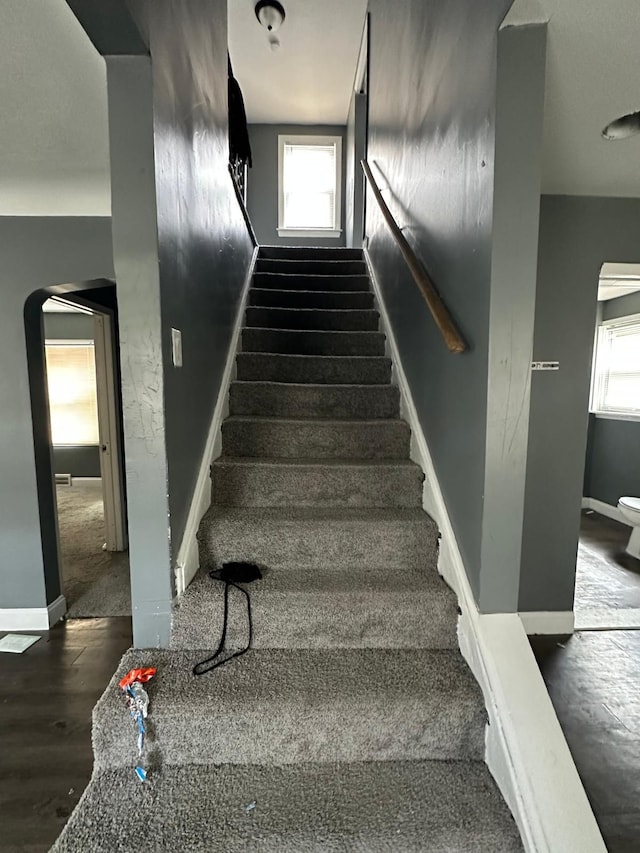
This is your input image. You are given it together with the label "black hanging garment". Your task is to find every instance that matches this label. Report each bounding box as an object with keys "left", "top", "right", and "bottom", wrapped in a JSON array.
[
  {"left": 228, "top": 57, "right": 253, "bottom": 169},
  {"left": 192, "top": 562, "right": 262, "bottom": 676}
]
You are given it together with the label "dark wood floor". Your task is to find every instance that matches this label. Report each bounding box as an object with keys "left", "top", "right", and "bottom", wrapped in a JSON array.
[
  {"left": 0, "top": 617, "right": 132, "bottom": 853},
  {"left": 576, "top": 510, "right": 640, "bottom": 611},
  {"left": 531, "top": 630, "right": 640, "bottom": 853}
]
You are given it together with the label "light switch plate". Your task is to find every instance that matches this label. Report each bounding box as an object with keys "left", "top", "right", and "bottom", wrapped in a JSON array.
[{"left": 171, "top": 328, "right": 182, "bottom": 367}]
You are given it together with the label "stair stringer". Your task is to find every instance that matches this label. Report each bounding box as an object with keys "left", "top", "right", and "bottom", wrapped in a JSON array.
[{"left": 363, "top": 249, "right": 606, "bottom": 853}]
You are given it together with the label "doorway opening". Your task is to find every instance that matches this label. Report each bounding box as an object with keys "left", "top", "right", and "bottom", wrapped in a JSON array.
[
  {"left": 26, "top": 282, "right": 130, "bottom": 621},
  {"left": 577, "top": 262, "right": 640, "bottom": 629}
]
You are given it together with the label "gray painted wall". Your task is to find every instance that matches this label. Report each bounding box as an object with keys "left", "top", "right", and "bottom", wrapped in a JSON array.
[
  {"left": 82, "top": 0, "right": 253, "bottom": 646},
  {"left": 0, "top": 216, "right": 113, "bottom": 611},
  {"left": 583, "top": 289, "right": 640, "bottom": 508},
  {"left": 366, "top": 0, "right": 514, "bottom": 606},
  {"left": 345, "top": 92, "right": 367, "bottom": 249},
  {"left": 520, "top": 195, "right": 640, "bottom": 613},
  {"left": 246, "top": 124, "right": 347, "bottom": 247},
  {"left": 44, "top": 311, "right": 101, "bottom": 478}
]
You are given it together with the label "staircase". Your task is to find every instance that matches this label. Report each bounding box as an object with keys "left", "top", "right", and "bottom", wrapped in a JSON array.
[{"left": 53, "top": 247, "right": 522, "bottom": 851}]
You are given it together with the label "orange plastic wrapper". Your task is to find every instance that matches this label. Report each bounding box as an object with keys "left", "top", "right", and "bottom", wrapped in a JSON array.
[{"left": 118, "top": 667, "right": 157, "bottom": 691}]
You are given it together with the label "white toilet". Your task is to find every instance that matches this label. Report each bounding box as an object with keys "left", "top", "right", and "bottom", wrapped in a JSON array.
[{"left": 617, "top": 496, "right": 640, "bottom": 559}]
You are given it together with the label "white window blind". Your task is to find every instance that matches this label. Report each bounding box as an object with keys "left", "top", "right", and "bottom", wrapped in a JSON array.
[
  {"left": 45, "top": 343, "right": 99, "bottom": 445},
  {"left": 593, "top": 315, "right": 640, "bottom": 417},
  {"left": 281, "top": 139, "right": 339, "bottom": 231}
]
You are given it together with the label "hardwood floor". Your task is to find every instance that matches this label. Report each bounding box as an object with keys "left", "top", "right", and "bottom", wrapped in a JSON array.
[
  {"left": 531, "top": 630, "right": 640, "bottom": 853},
  {"left": 0, "top": 617, "right": 132, "bottom": 853},
  {"left": 531, "top": 513, "right": 640, "bottom": 852},
  {"left": 576, "top": 510, "right": 640, "bottom": 612}
]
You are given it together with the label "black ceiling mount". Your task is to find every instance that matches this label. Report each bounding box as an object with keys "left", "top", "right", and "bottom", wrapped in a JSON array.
[{"left": 254, "top": 0, "right": 286, "bottom": 32}]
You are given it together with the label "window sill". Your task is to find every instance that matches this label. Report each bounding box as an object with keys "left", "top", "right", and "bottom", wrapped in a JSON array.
[
  {"left": 277, "top": 228, "right": 342, "bottom": 239},
  {"left": 592, "top": 411, "right": 640, "bottom": 423}
]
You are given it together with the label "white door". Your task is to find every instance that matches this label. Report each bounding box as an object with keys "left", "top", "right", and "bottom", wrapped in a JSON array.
[{"left": 93, "top": 313, "right": 127, "bottom": 552}]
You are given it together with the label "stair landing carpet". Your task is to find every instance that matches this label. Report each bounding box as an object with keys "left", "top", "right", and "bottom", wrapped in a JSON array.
[{"left": 52, "top": 247, "right": 522, "bottom": 851}]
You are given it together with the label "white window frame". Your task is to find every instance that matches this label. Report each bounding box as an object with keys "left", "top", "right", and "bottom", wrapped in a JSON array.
[
  {"left": 590, "top": 311, "right": 640, "bottom": 422},
  {"left": 277, "top": 135, "right": 342, "bottom": 239}
]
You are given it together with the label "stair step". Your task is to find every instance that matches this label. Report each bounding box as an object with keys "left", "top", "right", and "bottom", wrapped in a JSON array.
[
  {"left": 211, "top": 457, "right": 424, "bottom": 508},
  {"left": 236, "top": 353, "right": 392, "bottom": 385},
  {"left": 221, "top": 417, "right": 410, "bottom": 459},
  {"left": 229, "top": 381, "right": 400, "bottom": 418},
  {"left": 253, "top": 272, "right": 370, "bottom": 292},
  {"left": 52, "top": 761, "right": 522, "bottom": 853},
  {"left": 242, "top": 327, "right": 385, "bottom": 356},
  {"left": 93, "top": 648, "right": 486, "bottom": 770},
  {"left": 245, "top": 307, "right": 380, "bottom": 332},
  {"left": 259, "top": 245, "right": 364, "bottom": 260},
  {"left": 256, "top": 258, "right": 367, "bottom": 276},
  {"left": 249, "top": 287, "right": 374, "bottom": 309},
  {"left": 171, "top": 565, "right": 458, "bottom": 650},
  {"left": 197, "top": 506, "right": 439, "bottom": 572}
]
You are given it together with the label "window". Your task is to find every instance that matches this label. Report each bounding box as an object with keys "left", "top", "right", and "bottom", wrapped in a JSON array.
[
  {"left": 591, "top": 313, "right": 640, "bottom": 420},
  {"left": 278, "top": 135, "right": 342, "bottom": 238},
  {"left": 45, "top": 342, "right": 99, "bottom": 445}
]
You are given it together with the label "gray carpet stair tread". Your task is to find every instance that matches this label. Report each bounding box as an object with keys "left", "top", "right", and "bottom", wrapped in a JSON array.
[
  {"left": 256, "top": 258, "right": 367, "bottom": 276},
  {"left": 242, "top": 327, "right": 386, "bottom": 356},
  {"left": 197, "top": 505, "right": 439, "bottom": 571},
  {"left": 245, "top": 306, "right": 380, "bottom": 331},
  {"left": 253, "top": 272, "right": 371, "bottom": 292},
  {"left": 52, "top": 760, "right": 522, "bottom": 852},
  {"left": 229, "top": 381, "right": 400, "bottom": 418},
  {"left": 221, "top": 416, "right": 410, "bottom": 459},
  {"left": 171, "top": 565, "right": 458, "bottom": 650},
  {"left": 93, "top": 648, "right": 487, "bottom": 769},
  {"left": 211, "top": 457, "right": 424, "bottom": 508},
  {"left": 260, "top": 245, "right": 364, "bottom": 260},
  {"left": 249, "top": 287, "right": 374, "bottom": 309},
  {"left": 235, "top": 352, "right": 392, "bottom": 384}
]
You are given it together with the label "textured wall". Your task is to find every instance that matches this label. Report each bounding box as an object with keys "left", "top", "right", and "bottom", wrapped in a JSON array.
[
  {"left": 247, "top": 124, "right": 347, "bottom": 247},
  {"left": 127, "top": 0, "right": 255, "bottom": 564},
  {"left": 366, "top": 0, "right": 512, "bottom": 600},
  {"left": 521, "top": 195, "right": 640, "bottom": 612},
  {"left": 345, "top": 92, "right": 367, "bottom": 248},
  {"left": 0, "top": 216, "right": 113, "bottom": 611}
]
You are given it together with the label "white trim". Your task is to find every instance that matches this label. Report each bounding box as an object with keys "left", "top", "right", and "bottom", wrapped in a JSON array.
[
  {"left": 518, "top": 611, "right": 574, "bottom": 635},
  {"left": 364, "top": 249, "right": 606, "bottom": 853},
  {"left": 0, "top": 595, "right": 67, "bottom": 631},
  {"left": 277, "top": 228, "right": 342, "bottom": 239},
  {"left": 593, "top": 411, "right": 640, "bottom": 423},
  {"left": 582, "top": 496, "right": 630, "bottom": 526},
  {"left": 173, "top": 247, "right": 259, "bottom": 596},
  {"left": 277, "top": 134, "right": 343, "bottom": 235}
]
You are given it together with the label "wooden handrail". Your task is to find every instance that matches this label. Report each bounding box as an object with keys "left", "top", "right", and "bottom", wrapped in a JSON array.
[{"left": 361, "top": 160, "right": 467, "bottom": 354}]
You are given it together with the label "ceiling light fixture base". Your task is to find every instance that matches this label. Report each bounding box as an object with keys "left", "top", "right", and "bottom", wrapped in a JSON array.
[{"left": 255, "top": 1, "right": 286, "bottom": 33}]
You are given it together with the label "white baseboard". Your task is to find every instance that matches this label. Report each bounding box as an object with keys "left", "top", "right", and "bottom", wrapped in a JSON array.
[
  {"left": 582, "top": 497, "right": 629, "bottom": 526},
  {"left": 0, "top": 594, "right": 67, "bottom": 631},
  {"left": 364, "top": 250, "right": 606, "bottom": 853},
  {"left": 174, "top": 246, "right": 259, "bottom": 596},
  {"left": 519, "top": 610, "right": 574, "bottom": 635}
]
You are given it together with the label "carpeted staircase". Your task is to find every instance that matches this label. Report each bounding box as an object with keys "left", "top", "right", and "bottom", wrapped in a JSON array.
[{"left": 53, "top": 247, "right": 522, "bottom": 851}]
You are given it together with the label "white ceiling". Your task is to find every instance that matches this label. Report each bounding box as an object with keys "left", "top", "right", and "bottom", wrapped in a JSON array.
[
  {"left": 0, "top": 0, "right": 110, "bottom": 215},
  {"left": 541, "top": 0, "right": 640, "bottom": 197},
  {"left": 228, "top": 0, "right": 368, "bottom": 125}
]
